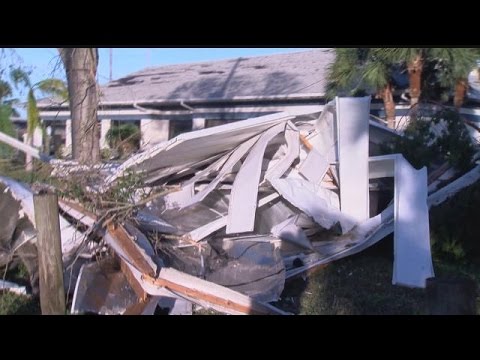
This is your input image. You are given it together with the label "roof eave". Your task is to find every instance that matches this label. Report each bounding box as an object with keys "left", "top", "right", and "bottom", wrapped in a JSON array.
[{"left": 37, "top": 93, "right": 326, "bottom": 109}]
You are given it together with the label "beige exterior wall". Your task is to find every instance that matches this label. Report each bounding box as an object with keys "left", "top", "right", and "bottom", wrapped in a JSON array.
[
  {"left": 100, "top": 119, "right": 112, "bottom": 149},
  {"left": 140, "top": 119, "right": 170, "bottom": 149}
]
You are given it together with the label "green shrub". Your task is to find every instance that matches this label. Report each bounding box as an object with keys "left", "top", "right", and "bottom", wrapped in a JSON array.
[
  {"left": 105, "top": 170, "right": 147, "bottom": 204},
  {"left": 383, "top": 109, "right": 474, "bottom": 172},
  {"left": 430, "top": 180, "right": 480, "bottom": 262},
  {"left": 383, "top": 108, "right": 477, "bottom": 260},
  {"left": 106, "top": 124, "right": 140, "bottom": 158},
  {"left": 0, "top": 104, "right": 16, "bottom": 159}
]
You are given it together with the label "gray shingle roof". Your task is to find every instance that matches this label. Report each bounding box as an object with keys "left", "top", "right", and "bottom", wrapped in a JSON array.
[{"left": 99, "top": 49, "right": 334, "bottom": 104}]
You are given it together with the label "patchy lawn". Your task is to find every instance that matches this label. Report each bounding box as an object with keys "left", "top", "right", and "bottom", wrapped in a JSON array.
[
  {"left": 275, "top": 253, "right": 480, "bottom": 315},
  {"left": 2, "top": 247, "right": 479, "bottom": 315},
  {"left": 0, "top": 293, "right": 40, "bottom": 315},
  {"left": 275, "top": 253, "right": 427, "bottom": 315},
  {"left": 0, "top": 263, "right": 41, "bottom": 315}
]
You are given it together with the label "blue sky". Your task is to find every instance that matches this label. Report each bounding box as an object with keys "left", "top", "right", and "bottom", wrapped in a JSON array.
[{"left": 14, "top": 48, "right": 312, "bottom": 86}]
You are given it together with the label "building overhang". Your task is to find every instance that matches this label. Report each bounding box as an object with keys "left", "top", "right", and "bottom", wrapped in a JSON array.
[{"left": 39, "top": 94, "right": 328, "bottom": 121}]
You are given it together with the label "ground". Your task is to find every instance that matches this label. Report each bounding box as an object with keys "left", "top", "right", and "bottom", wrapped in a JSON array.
[
  {"left": 0, "top": 263, "right": 40, "bottom": 315},
  {"left": 275, "top": 248, "right": 480, "bottom": 315},
  {"left": 1, "top": 161, "right": 479, "bottom": 315},
  {"left": 2, "top": 246, "right": 479, "bottom": 315}
]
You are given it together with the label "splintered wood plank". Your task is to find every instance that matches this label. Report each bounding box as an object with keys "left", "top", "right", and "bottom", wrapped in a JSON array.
[
  {"left": 142, "top": 267, "right": 288, "bottom": 315},
  {"left": 123, "top": 297, "right": 152, "bottom": 315},
  {"left": 300, "top": 133, "right": 337, "bottom": 188},
  {"left": 106, "top": 223, "right": 156, "bottom": 277},
  {"left": 120, "top": 258, "right": 148, "bottom": 302}
]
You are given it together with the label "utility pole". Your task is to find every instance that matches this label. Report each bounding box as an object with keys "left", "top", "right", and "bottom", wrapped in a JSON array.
[{"left": 109, "top": 48, "right": 113, "bottom": 81}]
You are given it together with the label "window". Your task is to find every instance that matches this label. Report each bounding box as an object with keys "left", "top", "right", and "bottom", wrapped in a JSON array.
[{"left": 169, "top": 120, "right": 193, "bottom": 139}]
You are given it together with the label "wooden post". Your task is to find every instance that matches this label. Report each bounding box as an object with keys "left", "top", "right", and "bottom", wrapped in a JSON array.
[
  {"left": 33, "top": 191, "right": 66, "bottom": 315},
  {"left": 426, "top": 277, "right": 477, "bottom": 315}
]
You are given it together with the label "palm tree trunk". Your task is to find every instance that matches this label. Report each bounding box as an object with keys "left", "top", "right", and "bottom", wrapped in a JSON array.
[
  {"left": 408, "top": 54, "right": 424, "bottom": 119},
  {"left": 59, "top": 48, "right": 100, "bottom": 164},
  {"left": 454, "top": 78, "right": 468, "bottom": 109},
  {"left": 408, "top": 54, "right": 423, "bottom": 105},
  {"left": 381, "top": 84, "right": 396, "bottom": 129}
]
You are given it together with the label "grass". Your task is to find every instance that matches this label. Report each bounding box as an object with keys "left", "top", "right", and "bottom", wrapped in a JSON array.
[
  {"left": 0, "top": 159, "right": 50, "bottom": 315},
  {"left": 3, "top": 250, "right": 477, "bottom": 315},
  {"left": 0, "top": 159, "right": 54, "bottom": 185},
  {"left": 0, "top": 293, "right": 40, "bottom": 315},
  {"left": 276, "top": 252, "right": 426, "bottom": 315},
  {"left": 274, "top": 242, "right": 480, "bottom": 315},
  {"left": 0, "top": 263, "right": 41, "bottom": 315}
]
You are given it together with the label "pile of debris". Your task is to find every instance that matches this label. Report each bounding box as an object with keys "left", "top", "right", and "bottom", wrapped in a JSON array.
[{"left": 2, "top": 96, "right": 478, "bottom": 315}]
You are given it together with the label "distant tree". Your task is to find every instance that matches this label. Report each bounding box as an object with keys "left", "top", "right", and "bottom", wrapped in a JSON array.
[
  {"left": 383, "top": 48, "right": 478, "bottom": 111},
  {"left": 58, "top": 48, "right": 100, "bottom": 164},
  {"left": 328, "top": 48, "right": 480, "bottom": 128},
  {"left": 10, "top": 68, "right": 67, "bottom": 169},
  {"left": 380, "top": 48, "right": 427, "bottom": 120},
  {"left": 0, "top": 69, "right": 20, "bottom": 158},
  {"left": 326, "top": 48, "right": 398, "bottom": 128},
  {"left": 430, "top": 48, "right": 478, "bottom": 109},
  {"left": 0, "top": 103, "right": 15, "bottom": 159}
]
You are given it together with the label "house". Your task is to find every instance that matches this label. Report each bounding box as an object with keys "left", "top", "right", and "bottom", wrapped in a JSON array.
[
  {"left": 36, "top": 49, "right": 480, "bottom": 155},
  {"left": 38, "top": 49, "right": 335, "bottom": 153}
]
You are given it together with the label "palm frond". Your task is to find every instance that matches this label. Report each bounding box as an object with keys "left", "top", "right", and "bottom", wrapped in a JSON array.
[
  {"left": 381, "top": 48, "right": 423, "bottom": 64},
  {"left": 0, "top": 104, "right": 15, "bottom": 157},
  {"left": 430, "top": 48, "right": 478, "bottom": 88},
  {"left": 363, "top": 58, "right": 389, "bottom": 89},
  {"left": 36, "top": 78, "right": 68, "bottom": 100},
  {"left": 0, "top": 79, "right": 12, "bottom": 100},
  {"left": 9, "top": 67, "right": 31, "bottom": 89},
  {"left": 26, "top": 89, "right": 39, "bottom": 137},
  {"left": 0, "top": 104, "right": 14, "bottom": 135},
  {"left": 326, "top": 48, "right": 369, "bottom": 98}
]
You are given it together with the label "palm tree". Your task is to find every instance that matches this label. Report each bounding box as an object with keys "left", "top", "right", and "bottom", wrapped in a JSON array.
[
  {"left": 383, "top": 48, "right": 478, "bottom": 112},
  {"left": 430, "top": 48, "right": 478, "bottom": 109},
  {"left": 0, "top": 80, "right": 16, "bottom": 158},
  {"left": 10, "top": 68, "right": 67, "bottom": 169},
  {"left": 381, "top": 48, "right": 426, "bottom": 118},
  {"left": 326, "top": 48, "right": 397, "bottom": 128}
]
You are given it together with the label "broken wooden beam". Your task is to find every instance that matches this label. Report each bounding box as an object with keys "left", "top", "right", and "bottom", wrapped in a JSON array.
[
  {"left": 142, "top": 267, "right": 289, "bottom": 315},
  {"left": 106, "top": 223, "right": 157, "bottom": 277},
  {"left": 119, "top": 258, "right": 149, "bottom": 302},
  {"left": 104, "top": 225, "right": 289, "bottom": 315},
  {"left": 122, "top": 296, "right": 152, "bottom": 315}
]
